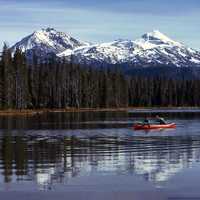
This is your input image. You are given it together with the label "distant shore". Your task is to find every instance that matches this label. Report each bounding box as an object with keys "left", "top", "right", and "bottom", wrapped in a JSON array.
[
  {"left": 0, "top": 108, "right": 128, "bottom": 116},
  {"left": 0, "top": 107, "right": 200, "bottom": 116}
]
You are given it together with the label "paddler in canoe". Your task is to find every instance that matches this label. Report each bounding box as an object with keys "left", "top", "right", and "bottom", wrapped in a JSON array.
[
  {"left": 142, "top": 117, "right": 151, "bottom": 127},
  {"left": 134, "top": 115, "right": 176, "bottom": 130},
  {"left": 142, "top": 115, "right": 166, "bottom": 125},
  {"left": 155, "top": 115, "right": 166, "bottom": 124}
]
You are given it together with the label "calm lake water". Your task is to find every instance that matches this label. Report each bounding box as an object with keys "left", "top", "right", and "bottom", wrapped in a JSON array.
[{"left": 0, "top": 109, "right": 200, "bottom": 197}]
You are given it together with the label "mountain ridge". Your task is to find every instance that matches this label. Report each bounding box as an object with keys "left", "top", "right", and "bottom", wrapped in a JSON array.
[
  {"left": 11, "top": 28, "right": 200, "bottom": 67},
  {"left": 11, "top": 27, "right": 89, "bottom": 60}
]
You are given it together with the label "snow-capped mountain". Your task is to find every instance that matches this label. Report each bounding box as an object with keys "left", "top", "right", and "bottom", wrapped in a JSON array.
[
  {"left": 59, "top": 30, "right": 200, "bottom": 67},
  {"left": 11, "top": 29, "right": 200, "bottom": 67},
  {"left": 11, "top": 27, "right": 89, "bottom": 59}
]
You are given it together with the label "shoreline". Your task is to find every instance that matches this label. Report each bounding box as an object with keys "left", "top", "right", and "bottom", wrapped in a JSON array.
[
  {"left": 0, "top": 108, "right": 128, "bottom": 116},
  {"left": 0, "top": 107, "right": 200, "bottom": 116}
]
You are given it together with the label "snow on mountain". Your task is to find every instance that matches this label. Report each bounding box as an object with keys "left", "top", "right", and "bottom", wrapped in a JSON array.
[
  {"left": 58, "top": 30, "right": 200, "bottom": 67},
  {"left": 138, "top": 30, "right": 183, "bottom": 49},
  {"left": 11, "top": 27, "right": 89, "bottom": 59},
  {"left": 11, "top": 28, "right": 200, "bottom": 67},
  {"left": 58, "top": 39, "right": 136, "bottom": 65}
]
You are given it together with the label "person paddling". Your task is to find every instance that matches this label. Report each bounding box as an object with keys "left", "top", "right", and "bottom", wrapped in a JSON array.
[
  {"left": 143, "top": 117, "right": 150, "bottom": 127},
  {"left": 155, "top": 115, "right": 166, "bottom": 125}
]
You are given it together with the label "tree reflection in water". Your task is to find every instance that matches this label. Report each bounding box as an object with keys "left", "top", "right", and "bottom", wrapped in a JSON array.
[
  {"left": 0, "top": 111, "right": 200, "bottom": 190},
  {"left": 0, "top": 129, "right": 200, "bottom": 190}
]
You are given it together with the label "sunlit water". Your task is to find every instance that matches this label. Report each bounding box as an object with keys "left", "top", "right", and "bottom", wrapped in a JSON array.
[{"left": 0, "top": 110, "right": 200, "bottom": 193}]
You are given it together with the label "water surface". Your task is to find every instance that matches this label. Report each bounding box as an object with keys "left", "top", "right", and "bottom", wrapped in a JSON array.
[{"left": 0, "top": 110, "right": 200, "bottom": 197}]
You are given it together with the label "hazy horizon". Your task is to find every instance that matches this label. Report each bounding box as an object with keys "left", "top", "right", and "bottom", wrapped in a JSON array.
[{"left": 0, "top": 0, "right": 200, "bottom": 49}]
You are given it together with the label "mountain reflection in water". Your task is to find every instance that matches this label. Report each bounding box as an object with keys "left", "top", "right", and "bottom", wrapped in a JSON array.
[
  {"left": 0, "top": 111, "right": 200, "bottom": 191},
  {"left": 0, "top": 129, "right": 200, "bottom": 190}
]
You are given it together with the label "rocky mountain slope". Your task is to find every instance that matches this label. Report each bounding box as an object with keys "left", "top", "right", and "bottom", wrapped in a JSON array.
[
  {"left": 11, "top": 27, "right": 89, "bottom": 59},
  {"left": 11, "top": 28, "right": 200, "bottom": 67}
]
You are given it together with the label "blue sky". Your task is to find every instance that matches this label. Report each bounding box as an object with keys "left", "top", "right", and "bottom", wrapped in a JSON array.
[{"left": 0, "top": 0, "right": 200, "bottom": 49}]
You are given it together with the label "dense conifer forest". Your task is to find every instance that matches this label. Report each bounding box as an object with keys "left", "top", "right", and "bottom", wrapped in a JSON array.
[{"left": 0, "top": 44, "right": 200, "bottom": 109}]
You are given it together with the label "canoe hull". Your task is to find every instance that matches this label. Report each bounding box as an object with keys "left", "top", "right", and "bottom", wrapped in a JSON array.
[{"left": 133, "top": 123, "right": 176, "bottom": 130}]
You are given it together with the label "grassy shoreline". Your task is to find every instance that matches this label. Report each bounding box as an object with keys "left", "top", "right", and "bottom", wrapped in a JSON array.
[{"left": 0, "top": 107, "right": 200, "bottom": 116}]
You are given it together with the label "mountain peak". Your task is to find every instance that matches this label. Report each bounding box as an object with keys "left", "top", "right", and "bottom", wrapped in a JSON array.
[
  {"left": 11, "top": 27, "right": 88, "bottom": 58},
  {"left": 143, "top": 30, "right": 167, "bottom": 39},
  {"left": 33, "top": 27, "right": 68, "bottom": 38},
  {"left": 141, "top": 30, "right": 182, "bottom": 47},
  {"left": 44, "top": 27, "right": 56, "bottom": 32},
  {"left": 39, "top": 27, "right": 66, "bottom": 36}
]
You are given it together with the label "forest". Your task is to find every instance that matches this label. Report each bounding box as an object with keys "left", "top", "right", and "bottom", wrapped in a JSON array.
[{"left": 0, "top": 44, "right": 200, "bottom": 110}]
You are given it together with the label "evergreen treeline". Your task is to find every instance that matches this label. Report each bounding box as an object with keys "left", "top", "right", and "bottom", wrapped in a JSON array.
[{"left": 0, "top": 44, "right": 200, "bottom": 109}]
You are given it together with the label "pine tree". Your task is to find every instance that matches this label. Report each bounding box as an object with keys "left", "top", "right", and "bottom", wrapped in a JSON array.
[
  {"left": 13, "top": 48, "right": 29, "bottom": 109},
  {"left": 1, "top": 43, "right": 15, "bottom": 109}
]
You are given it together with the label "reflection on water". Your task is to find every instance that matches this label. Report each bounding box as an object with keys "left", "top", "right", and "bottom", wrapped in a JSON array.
[
  {"left": 0, "top": 130, "right": 200, "bottom": 190},
  {"left": 0, "top": 111, "right": 200, "bottom": 191}
]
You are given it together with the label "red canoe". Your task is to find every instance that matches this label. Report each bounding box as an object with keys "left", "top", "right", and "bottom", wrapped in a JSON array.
[{"left": 133, "top": 123, "right": 176, "bottom": 130}]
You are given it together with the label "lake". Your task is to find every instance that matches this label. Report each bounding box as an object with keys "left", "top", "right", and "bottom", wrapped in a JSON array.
[{"left": 0, "top": 109, "right": 200, "bottom": 199}]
